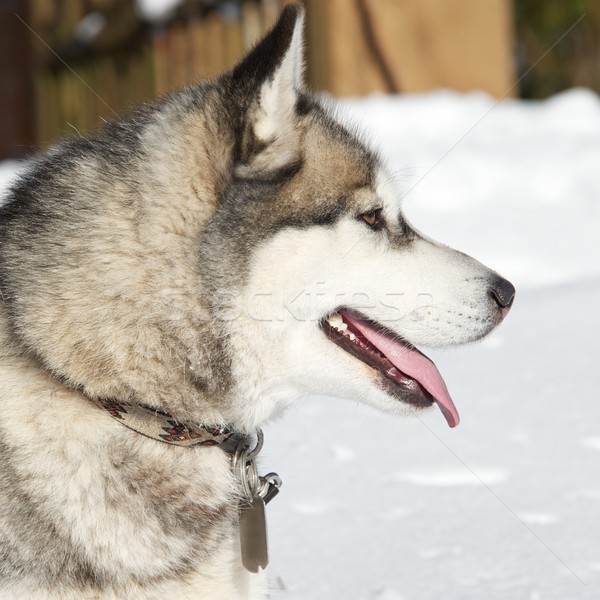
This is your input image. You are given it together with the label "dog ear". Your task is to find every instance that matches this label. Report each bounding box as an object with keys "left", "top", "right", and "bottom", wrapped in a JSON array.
[{"left": 228, "top": 4, "right": 305, "bottom": 178}]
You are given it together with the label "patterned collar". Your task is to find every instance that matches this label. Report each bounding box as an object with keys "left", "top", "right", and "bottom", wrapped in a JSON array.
[
  {"left": 91, "top": 397, "right": 248, "bottom": 452},
  {"left": 92, "top": 397, "right": 280, "bottom": 574}
]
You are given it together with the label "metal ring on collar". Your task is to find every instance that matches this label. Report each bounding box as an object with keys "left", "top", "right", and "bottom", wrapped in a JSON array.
[
  {"left": 246, "top": 429, "right": 264, "bottom": 461},
  {"left": 231, "top": 430, "right": 264, "bottom": 502},
  {"left": 234, "top": 449, "right": 259, "bottom": 501}
]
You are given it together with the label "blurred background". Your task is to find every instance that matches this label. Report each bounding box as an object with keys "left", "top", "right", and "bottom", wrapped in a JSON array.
[
  {"left": 1, "top": 2, "right": 600, "bottom": 599},
  {"left": 1, "top": 0, "right": 599, "bottom": 159},
  {"left": 0, "top": 0, "right": 600, "bottom": 600}
]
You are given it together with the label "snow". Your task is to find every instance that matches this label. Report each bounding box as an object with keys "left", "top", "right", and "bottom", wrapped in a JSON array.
[
  {"left": 1, "top": 88, "right": 599, "bottom": 598},
  {"left": 0, "top": 160, "right": 26, "bottom": 201},
  {"left": 393, "top": 468, "right": 508, "bottom": 487},
  {"left": 136, "top": 0, "right": 184, "bottom": 23},
  {"left": 582, "top": 438, "right": 600, "bottom": 451},
  {"left": 264, "top": 89, "right": 600, "bottom": 600},
  {"left": 75, "top": 12, "right": 107, "bottom": 44}
]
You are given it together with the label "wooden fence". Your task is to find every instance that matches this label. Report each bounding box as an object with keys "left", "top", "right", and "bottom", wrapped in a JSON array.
[
  {"left": 307, "top": 0, "right": 514, "bottom": 98},
  {"left": 28, "top": 0, "right": 294, "bottom": 148},
  {"left": 1, "top": 0, "right": 514, "bottom": 157}
]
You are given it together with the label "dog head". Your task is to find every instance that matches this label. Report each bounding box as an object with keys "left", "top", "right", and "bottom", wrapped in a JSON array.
[
  {"left": 0, "top": 5, "right": 514, "bottom": 433},
  {"left": 201, "top": 4, "right": 515, "bottom": 430}
]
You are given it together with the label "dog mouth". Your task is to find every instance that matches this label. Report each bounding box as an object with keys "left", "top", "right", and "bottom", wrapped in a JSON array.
[{"left": 320, "top": 309, "right": 459, "bottom": 428}]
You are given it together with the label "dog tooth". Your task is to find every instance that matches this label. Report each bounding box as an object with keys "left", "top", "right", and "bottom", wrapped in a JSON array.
[
  {"left": 338, "top": 323, "right": 348, "bottom": 332},
  {"left": 327, "top": 312, "right": 343, "bottom": 327},
  {"left": 349, "top": 333, "right": 356, "bottom": 341}
]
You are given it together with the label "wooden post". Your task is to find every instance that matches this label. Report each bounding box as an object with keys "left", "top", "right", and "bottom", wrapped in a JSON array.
[
  {"left": 0, "top": 0, "right": 36, "bottom": 158},
  {"left": 169, "top": 21, "right": 189, "bottom": 91},
  {"left": 242, "top": 1, "right": 263, "bottom": 51},
  {"left": 306, "top": 0, "right": 514, "bottom": 98},
  {"left": 223, "top": 6, "right": 244, "bottom": 69},
  {"left": 261, "top": 0, "right": 281, "bottom": 30},
  {"left": 203, "top": 10, "right": 227, "bottom": 80}
]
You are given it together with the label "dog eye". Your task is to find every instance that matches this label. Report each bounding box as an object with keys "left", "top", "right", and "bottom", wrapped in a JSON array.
[{"left": 359, "top": 208, "right": 383, "bottom": 229}]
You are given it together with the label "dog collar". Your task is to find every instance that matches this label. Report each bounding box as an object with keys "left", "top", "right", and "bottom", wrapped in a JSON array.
[
  {"left": 91, "top": 397, "right": 282, "bottom": 573},
  {"left": 91, "top": 397, "right": 246, "bottom": 452}
]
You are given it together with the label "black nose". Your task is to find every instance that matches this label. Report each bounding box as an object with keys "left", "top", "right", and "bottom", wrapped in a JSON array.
[{"left": 490, "top": 276, "right": 515, "bottom": 309}]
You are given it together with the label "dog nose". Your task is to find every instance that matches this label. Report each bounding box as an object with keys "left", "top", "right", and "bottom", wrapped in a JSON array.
[{"left": 490, "top": 276, "right": 515, "bottom": 310}]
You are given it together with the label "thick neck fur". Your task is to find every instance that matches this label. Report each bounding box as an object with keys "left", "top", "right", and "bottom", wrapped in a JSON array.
[
  {"left": 0, "top": 87, "right": 241, "bottom": 427},
  {"left": 0, "top": 88, "right": 271, "bottom": 594},
  {"left": 0, "top": 305, "right": 265, "bottom": 599}
]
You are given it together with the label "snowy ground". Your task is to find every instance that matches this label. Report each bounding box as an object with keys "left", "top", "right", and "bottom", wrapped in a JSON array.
[
  {"left": 264, "top": 89, "right": 600, "bottom": 600},
  {"left": 2, "top": 89, "right": 599, "bottom": 599}
]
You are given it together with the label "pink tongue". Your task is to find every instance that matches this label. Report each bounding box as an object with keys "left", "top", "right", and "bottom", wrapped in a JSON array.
[{"left": 341, "top": 311, "right": 460, "bottom": 428}]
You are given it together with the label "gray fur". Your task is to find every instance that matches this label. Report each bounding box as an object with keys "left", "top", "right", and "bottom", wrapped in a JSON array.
[
  {"left": 0, "top": 6, "right": 313, "bottom": 597},
  {"left": 0, "top": 4, "right": 513, "bottom": 597}
]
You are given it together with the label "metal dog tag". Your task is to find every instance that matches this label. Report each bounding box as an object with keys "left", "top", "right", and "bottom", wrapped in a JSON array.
[{"left": 239, "top": 495, "right": 269, "bottom": 573}]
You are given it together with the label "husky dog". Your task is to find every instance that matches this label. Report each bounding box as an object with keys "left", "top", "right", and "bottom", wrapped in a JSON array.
[{"left": 0, "top": 4, "right": 514, "bottom": 599}]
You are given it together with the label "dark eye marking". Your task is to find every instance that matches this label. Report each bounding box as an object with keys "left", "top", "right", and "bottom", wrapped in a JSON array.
[
  {"left": 315, "top": 208, "right": 341, "bottom": 226},
  {"left": 358, "top": 207, "right": 384, "bottom": 230}
]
